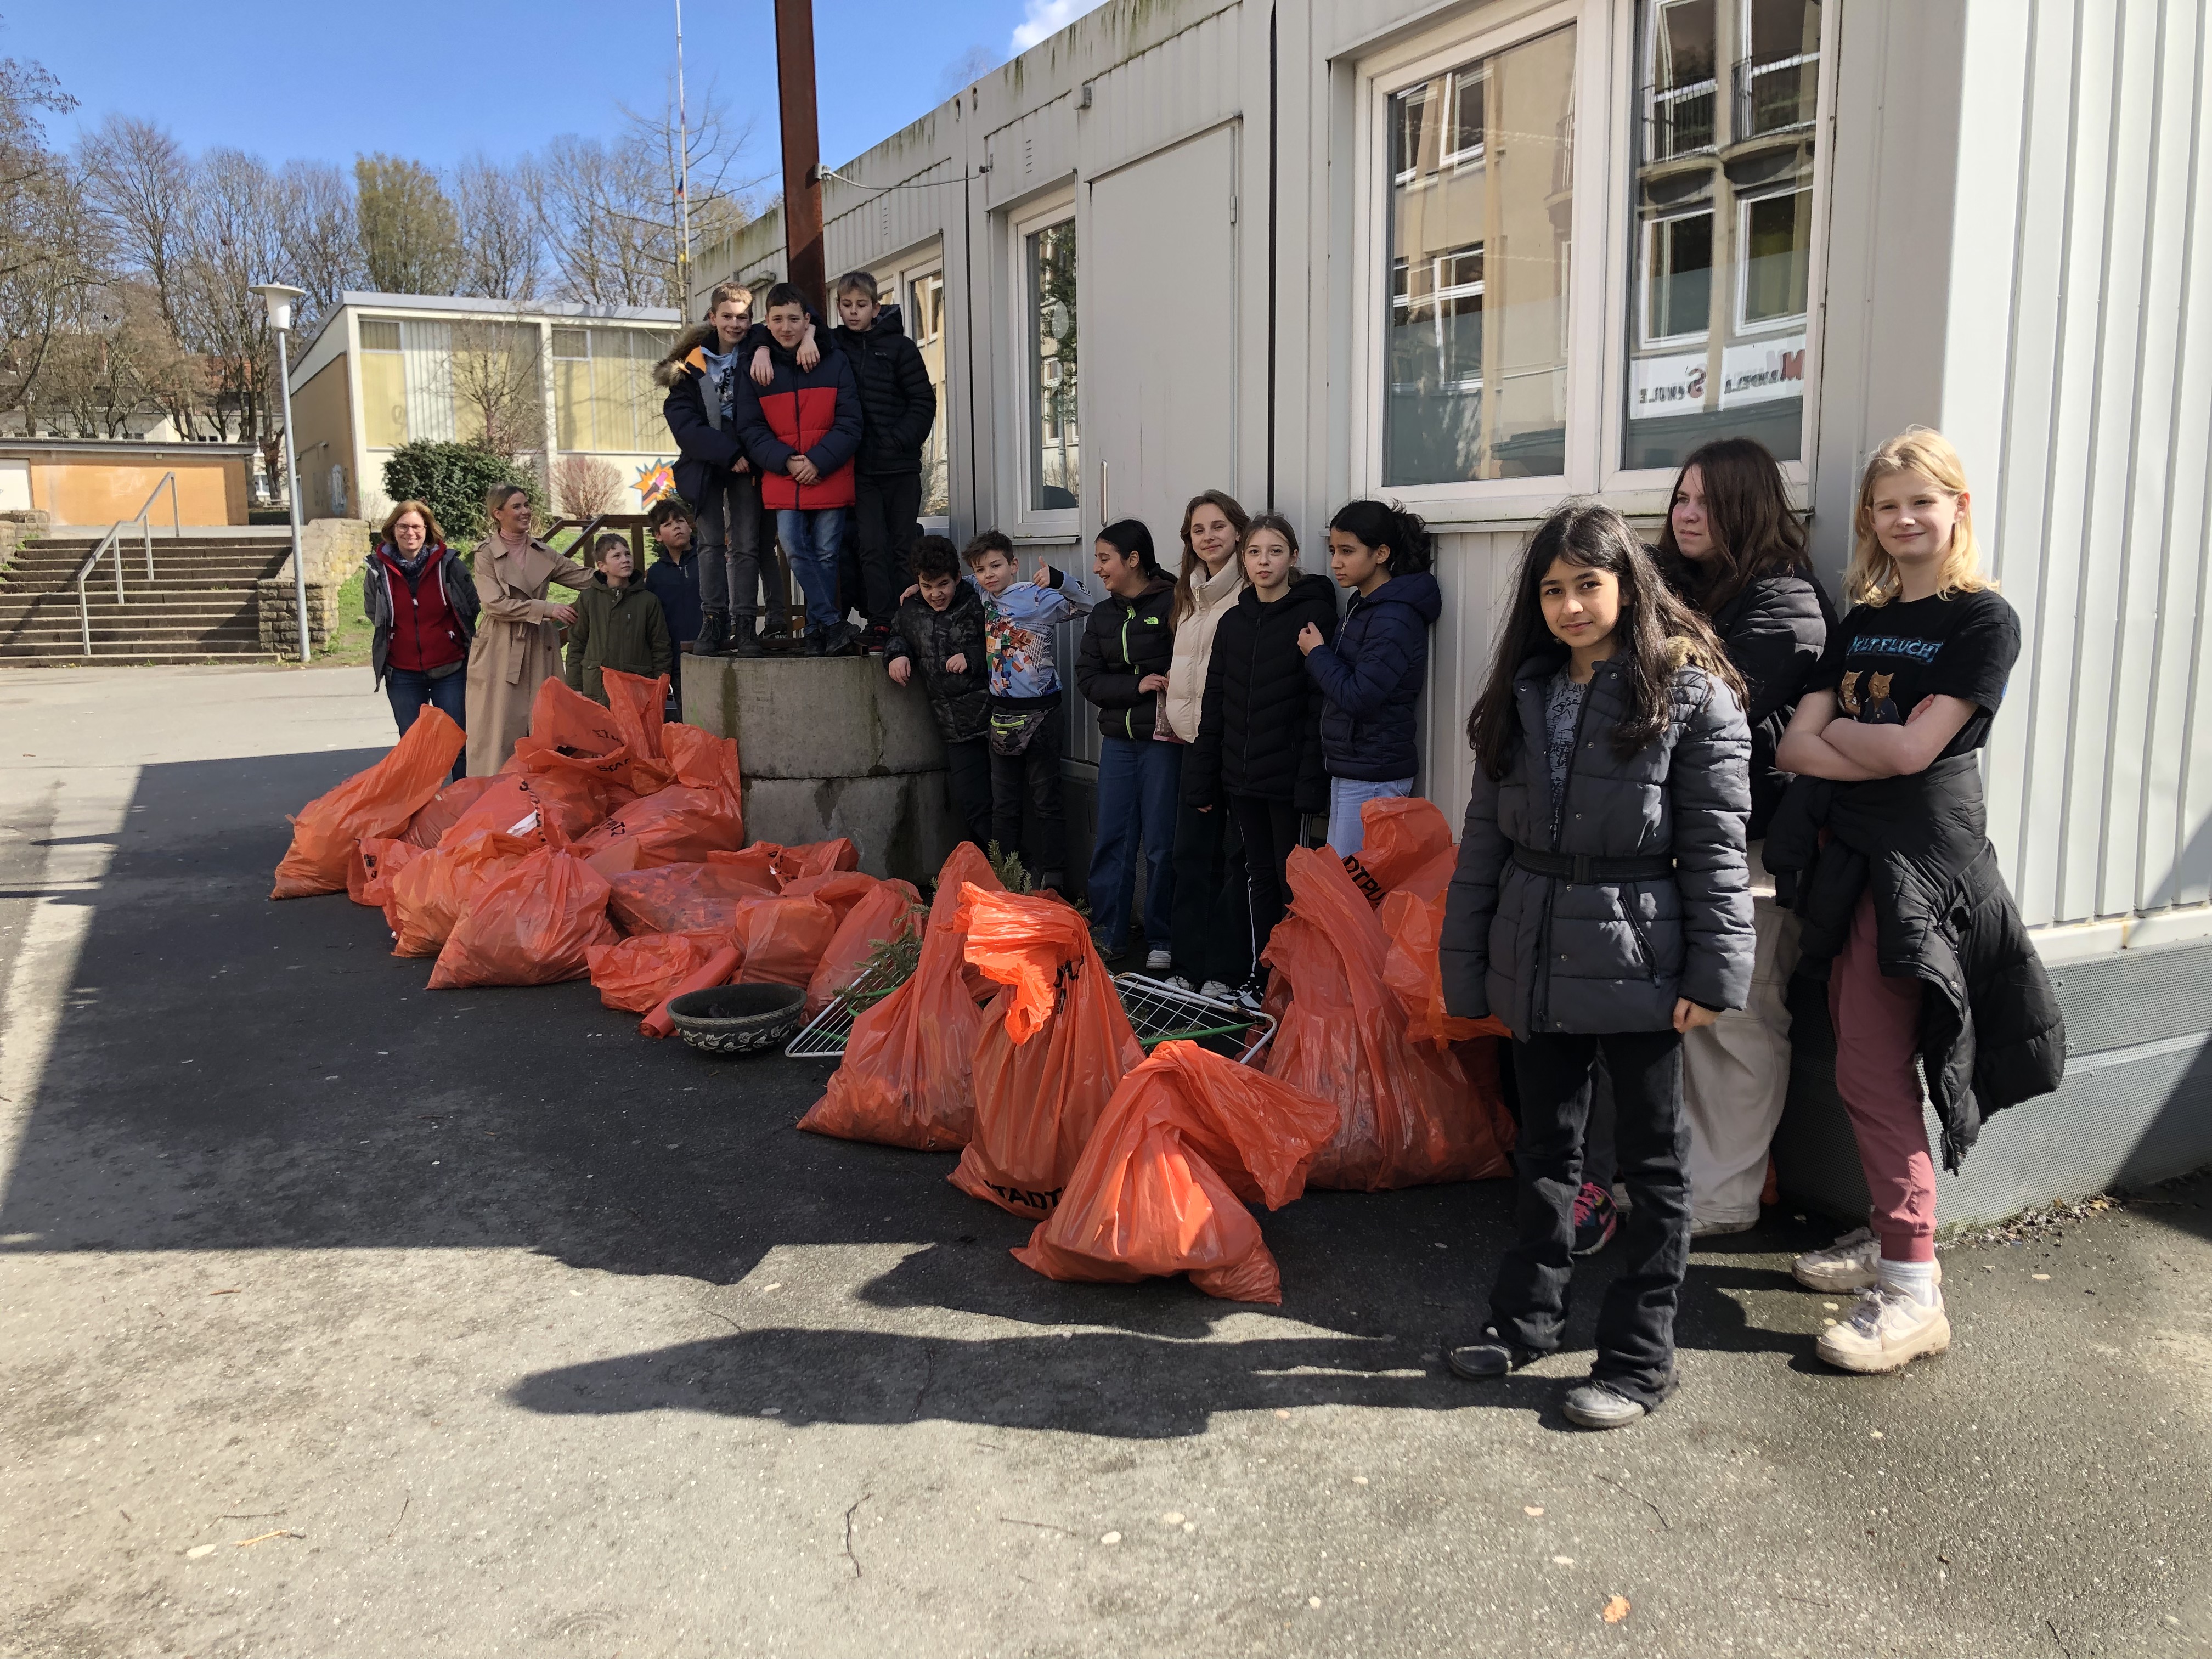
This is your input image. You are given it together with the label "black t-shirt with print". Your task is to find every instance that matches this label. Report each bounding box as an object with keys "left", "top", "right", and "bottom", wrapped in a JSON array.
[{"left": 1805, "top": 589, "right": 2021, "bottom": 758}]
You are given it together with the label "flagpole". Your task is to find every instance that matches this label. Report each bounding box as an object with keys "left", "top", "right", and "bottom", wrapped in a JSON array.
[{"left": 675, "top": 0, "right": 693, "bottom": 308}]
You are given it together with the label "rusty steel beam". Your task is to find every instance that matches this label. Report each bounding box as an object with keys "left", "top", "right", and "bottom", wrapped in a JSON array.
[{"left": 773, "top": 0, "right": 826, "bottom": 312}]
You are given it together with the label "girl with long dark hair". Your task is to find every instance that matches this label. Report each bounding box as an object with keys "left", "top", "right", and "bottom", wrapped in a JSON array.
[
  {"left": 1440, "top": 503, "right": 1755, "bottom": 1430},
  {"left": 1650, "top": 437, "right": 1836, "bottom": 1239}
]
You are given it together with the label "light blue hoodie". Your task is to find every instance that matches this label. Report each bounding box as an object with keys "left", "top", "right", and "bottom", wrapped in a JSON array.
[{"left": 982, "top": 569, "right": 1092, "bottom": 701}]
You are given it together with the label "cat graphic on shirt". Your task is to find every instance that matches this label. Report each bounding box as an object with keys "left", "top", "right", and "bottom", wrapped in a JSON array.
[{"left": 1862, "top": 671, "right": 1901, "bottom": 724}]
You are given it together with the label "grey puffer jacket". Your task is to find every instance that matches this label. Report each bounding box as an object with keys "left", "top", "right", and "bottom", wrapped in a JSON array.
[{"left": 1440, "top": 648, "right": 1757, "bottom": 1037}]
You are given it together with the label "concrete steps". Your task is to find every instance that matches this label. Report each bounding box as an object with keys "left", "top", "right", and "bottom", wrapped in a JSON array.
[{"left": 0, "top": 534, "right": 298, "bottom": 666}]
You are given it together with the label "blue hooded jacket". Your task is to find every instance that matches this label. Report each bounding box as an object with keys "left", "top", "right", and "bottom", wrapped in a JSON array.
[{"left": 1303, "top": 571, "right": 1442, "bottom": 783}]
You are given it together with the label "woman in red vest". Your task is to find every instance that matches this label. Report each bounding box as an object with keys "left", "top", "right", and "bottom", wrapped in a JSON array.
[{"left": 363, "top": 499, "right": 478, "bottom": 780}]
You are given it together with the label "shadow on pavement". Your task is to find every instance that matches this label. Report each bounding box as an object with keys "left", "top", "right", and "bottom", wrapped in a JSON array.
[{"left": 2, "top": 747, "right": 1814, "bottom": 1412}]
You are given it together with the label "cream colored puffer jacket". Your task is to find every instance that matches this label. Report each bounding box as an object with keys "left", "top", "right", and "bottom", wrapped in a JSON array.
[{"left": 1159, "top": 557, "right": 1246, "bottom": 742}]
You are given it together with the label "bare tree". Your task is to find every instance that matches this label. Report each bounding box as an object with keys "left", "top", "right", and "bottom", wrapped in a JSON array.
[
  {"left": 356, "top": 153, "right": 461, "bottom": 295},
  {"left": 448, "top": 317, "right": 545, "bottom": 458},
  {"left": 283, "top": 160, "right": 364, "bottom": 325},
  {"left": 550, "top": 452, "right": 622, "bottom": 518},
  {"left": 0, "top": 55, "right": 105, "bottom": 436},
  {"left": 451, "top": 156, "right": 540, "bottom": 301}
]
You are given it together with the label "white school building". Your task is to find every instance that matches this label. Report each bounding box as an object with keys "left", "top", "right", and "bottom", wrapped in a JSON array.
[{"left": 698, "top": 0, "right": 2212, "bottom": 1221}]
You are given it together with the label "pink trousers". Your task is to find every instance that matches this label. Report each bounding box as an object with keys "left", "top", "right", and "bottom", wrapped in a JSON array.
[{"left": 1826, "top": 891, "right": 1937, "bottom": 1262}]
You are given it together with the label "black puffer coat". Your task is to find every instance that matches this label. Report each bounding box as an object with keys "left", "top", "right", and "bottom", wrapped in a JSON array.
[
  {"left": 1762, "top": 758, "right": 2066, "bottom": 1170},
  {"left": 1184, "top": 574, "right": 1336, "bottom": 811},
  {"left": 827, "top": 304, "right": 936, "bottom": 477},
  {"left": 1075, "top": 574, "right": 1177, "bottom": 742},
  {"left": 885, "top": 579, "right": 989, "bottom": 743},
  {"left": 1664, "top": 560, "right": 1835, "bottom": 838},
  {"left": 1441, "top": 648, "right": 1757, "bottom": 1037}
]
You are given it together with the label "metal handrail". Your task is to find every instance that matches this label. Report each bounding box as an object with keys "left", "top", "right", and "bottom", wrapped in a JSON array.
[{"left": 70, "top": 471, "right": 178, "bottom": 659}]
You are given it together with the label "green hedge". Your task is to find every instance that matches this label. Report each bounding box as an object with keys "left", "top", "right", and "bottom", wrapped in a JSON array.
[{"left": 382, "top": 442, "right": 545, "bottom": 546}]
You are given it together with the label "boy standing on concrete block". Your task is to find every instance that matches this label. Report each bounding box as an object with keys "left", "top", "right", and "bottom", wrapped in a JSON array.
[{"left": 827, "top": 270, "right": 936, "bottom": 656}]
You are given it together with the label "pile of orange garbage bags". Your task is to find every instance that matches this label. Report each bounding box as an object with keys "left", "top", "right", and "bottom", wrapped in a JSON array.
[{"left": 272, "top": 671, "right": 919, "bottom": 1019}]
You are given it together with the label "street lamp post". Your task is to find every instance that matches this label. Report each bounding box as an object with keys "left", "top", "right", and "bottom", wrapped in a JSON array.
[{"left": 251, "top": 283, "right": 311, "bottom": 665}]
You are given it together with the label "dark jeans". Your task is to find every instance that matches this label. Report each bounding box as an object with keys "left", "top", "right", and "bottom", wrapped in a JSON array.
[
  {"left": 944, "top": 734, "right": 994, "bottom": 851},
  {"left": 1488, "top": 1028, "right": 1689, "bottom": 1410},
  {"left": 848, "top": 471, "right": 922, "bottom": 629},
  {"left": 776, "top": 507, "right": 848, "bottom": 636},
  {"left": 696, "top": 471, "right": 789, "bottom": 624},
  {"left": 1229, "top": 793, "right": 1302, "bottom": 969},
  {"left": 1169, "top": 799, "right": 1250, "bottom": 986},
  {"left": 1087, "top": 736, "right": 1181, "bottom": 955},
  {"left": 990, "top": 704, "right": 1065, "bottom": 879},
  {"left": 385, "top": 666, "right": 467, "bottom": 781}
]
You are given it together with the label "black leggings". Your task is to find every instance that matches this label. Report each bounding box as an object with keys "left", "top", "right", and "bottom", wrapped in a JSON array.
[{"left": 1229, "top": 793, "right": 1302, "bottom": 969}]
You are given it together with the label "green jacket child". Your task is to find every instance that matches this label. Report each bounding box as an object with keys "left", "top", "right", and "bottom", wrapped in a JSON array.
[{"left": 563, "top": 535, "right": 674, "bottom": 704}]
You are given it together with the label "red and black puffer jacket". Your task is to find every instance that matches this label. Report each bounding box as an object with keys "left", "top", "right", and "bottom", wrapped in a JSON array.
[{"left": 730, "top": 338, "right": 864, "bottom": 511}]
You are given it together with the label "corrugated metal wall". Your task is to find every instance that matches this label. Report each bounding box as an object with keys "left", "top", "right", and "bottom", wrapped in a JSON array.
[{"left": 1978, "top": 0, "right": 2212, "bottom": 927}]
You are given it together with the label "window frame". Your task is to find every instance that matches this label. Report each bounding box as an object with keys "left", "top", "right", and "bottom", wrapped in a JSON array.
[
  {"left": 1732, "top": 182, "right": 1814, "bottom": 335},
  {"left": 1007, "top": 191, "right": 1081, "bottom": 539},
  {"left": 1351, "top": 0, "right": 1609, "bottom": 517},
  {"left": 1639, "top": 205, "right": 1716, "bottom": 348},
  {"left": 871, "top": 241, "right": 952, "bottom": 534},
  {"left": 1599, "top": 0, "right": 1837, "bottom": 499}
]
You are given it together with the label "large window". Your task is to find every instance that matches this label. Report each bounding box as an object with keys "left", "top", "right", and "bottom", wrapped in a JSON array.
[
  {"left": 1383, "top": 22, "right": 1577, "bottom": 486},
  {"left": 551, "top": 327, "right": 672, "bottom": 454},
  {"left": 1623, "top": 0, "right": 1822, "bottom": 470},
  {"left": 1025, "top": 217, "right": 1079, "bottom": 512},
  {"left": 359, "top": 318, "right": 407, "bottom": 449}
]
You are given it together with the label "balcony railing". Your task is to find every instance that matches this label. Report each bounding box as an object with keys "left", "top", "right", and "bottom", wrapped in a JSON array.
[
  {"left": 1641, "top": 78, "right": 1718, "bottom": 162},
  {"left": 1735, "top": 50, "right": 1820, "bottom": 142}
]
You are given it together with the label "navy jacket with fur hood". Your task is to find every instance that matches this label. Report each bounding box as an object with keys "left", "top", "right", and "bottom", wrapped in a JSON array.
[{"left": 1303, "top": 571, "right": 1441, "bottom": 782}]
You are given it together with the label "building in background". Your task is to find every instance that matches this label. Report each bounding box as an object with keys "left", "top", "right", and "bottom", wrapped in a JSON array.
[
  {"left": 696, "top": 0, "right": 2212, "bottom": 1220},
  {"left": 285, "top": 294, "right": 682, "bottom": 526}
]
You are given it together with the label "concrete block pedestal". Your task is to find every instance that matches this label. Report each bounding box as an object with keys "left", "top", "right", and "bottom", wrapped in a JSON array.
[{"left": 681, "top": 652, "right": 960, "bottom": 885}]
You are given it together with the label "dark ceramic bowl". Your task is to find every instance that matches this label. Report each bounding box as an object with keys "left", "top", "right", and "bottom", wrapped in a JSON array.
[{"left": 666, "top": 983, "right": 806, "bottom": 1056}]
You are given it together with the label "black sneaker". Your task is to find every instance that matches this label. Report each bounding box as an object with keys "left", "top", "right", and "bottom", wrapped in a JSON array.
[
  {"left": 821, "top": 622, "right": 862, "bottom": 658},
  {"left": 1446, "top": 1327, "right": 1539, "bottom": 1381},
  {"left": 1233, "top": 973, "right": 1266, "bottom": 1015}
]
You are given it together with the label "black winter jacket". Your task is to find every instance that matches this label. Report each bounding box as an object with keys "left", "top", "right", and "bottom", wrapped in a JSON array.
[
  {"left": 1441, "top": 648, "right": 1757, "bottom": 1037},
  {"left": 885, "top": 578, "right": 990, "bottom": 743},
  {"left": 1075, "top": 574, "right": 1178, "bottom": 742},
  {"left": 827, "top": 305, "right": 936, "bottom": 477},
  {"left": 1664, "top": 559, "right": 1836, "bottom": 838},
  {"left": 1184, "top": 574, "right": 1336, "bottom": 811},
  {"left": 655, "top": 321, "right": 751, "bottom": 512},
  {"left": 1304, "top": 572, "right": 1441, "bottom": 782},
  {"left": 363, "top": 543, "right": 478, "bottom": 690},
  {"left": 1763, "top": 758, "right": 2066, "bottom": 1170}
]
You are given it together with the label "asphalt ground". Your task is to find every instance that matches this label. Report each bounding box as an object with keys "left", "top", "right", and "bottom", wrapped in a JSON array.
[{"left": 2, "top": 664, "right": 2207, "bottom": 1659}]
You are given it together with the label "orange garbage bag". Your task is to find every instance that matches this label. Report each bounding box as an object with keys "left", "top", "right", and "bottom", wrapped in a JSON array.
[
  {"left": 1013, "top": 1041, "right": 1340, "bottom": 1304},
  {"left": 270, "top": 707, "right": 465, "bottom": 898},
  {"left": 950, "top": 885, "right": 1146, "bottom": 1220},
  {"left": 797, "top": 843, "right": 1003, "bottom": 1150},
  {"left": 402, "top": 776, "right": 499, "bottom": 849},
  {"left": 781, "top": 870, "right": 884, "bottom": 926},
  {"left": 1262, "top": 848, "right": 1513, "bottom": 1190},
  {"left": 441, "top": 770, "right": 606, "bottom": 848},
  {"left": 708, "top": 844, "right": 785, "bottom": 890},
  {"left": 1379, "top": 888, "right": 1511, "bottom": 1049},
  {"left": 506, "top": 735, "right": 638, "bottom": 811},
  {"left": 776, "top": 838, "right": 859, "bottom": 882},
  {"left": 349, "top": 836, "right": 420, "bottom": 909},
  {"left": 1395, "top": 840, "right": 1459, "bottom": 905},
  {"left": 1340, "top": 795, "right": 1454, "bottom": 905},
  {"left": 729, "top": 895, "right": 839, "bottom": 988},
  {"left": 428, "top": 845, "right": 617, "bottom": 989},
  {"left": 607, "top": 860, "right": 778, "bottom": 934},
  {"left": 640, "top": 945, "right": 742, "bottom": 1039},
  {"left": 387, "top": 829, "right": 537, "bottom": 956},
  {"left": 586, "top": 930, "right": 730, "bottom": 1014},
  {"left": 662, "top": 721, "right": 745, "bottom": 828},
  {"left": 600, "top": 668, "right": 675, "bottom": 793},
  {"left": 571, "top": 785, "right": 744, "bottom": 877},
  {"left": 526, "top": 675, "right": 625, "bottom": 757},
  {"left": 804, "top": 878, "right": 921, "bottom": 1015}
]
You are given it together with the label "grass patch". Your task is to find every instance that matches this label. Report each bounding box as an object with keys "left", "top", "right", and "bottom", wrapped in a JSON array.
[{"left": 322, "top": 568, "right": 375, "bottom": 668}]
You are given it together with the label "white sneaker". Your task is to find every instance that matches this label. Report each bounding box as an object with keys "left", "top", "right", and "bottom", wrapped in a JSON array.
[
  {"left": 1198, "top": 979, "right": 1237, "bottom": 1002},
  {"left": 1793, "top": 1228, "right": 1943, "bottom": 1293},
  {"left": 1690, "top": 1215, "right": 1757, "bottom": 1239},
  {"left": 1816, "top": 1286, "right": 1951, "bottom": 1373},
  {"left": 1164, "top": 974, "right": 1196, "bottom": 994},
  {"left": 1144, "top": 949, "right": 1173, "bottom": 974}
]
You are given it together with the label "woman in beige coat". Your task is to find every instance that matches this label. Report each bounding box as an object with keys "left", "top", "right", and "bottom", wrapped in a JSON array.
[
  {"left": 1160, "top": 488, "right": 1251, "bottom": 999},
  {"left": 463, "top": 483, "right": 593, "bottom": 777}
]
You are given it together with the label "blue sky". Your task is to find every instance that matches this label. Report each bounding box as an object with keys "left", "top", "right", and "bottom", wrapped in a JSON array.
[{"left": 8, "top": 0, "right": 1103, "bottom": 180}]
